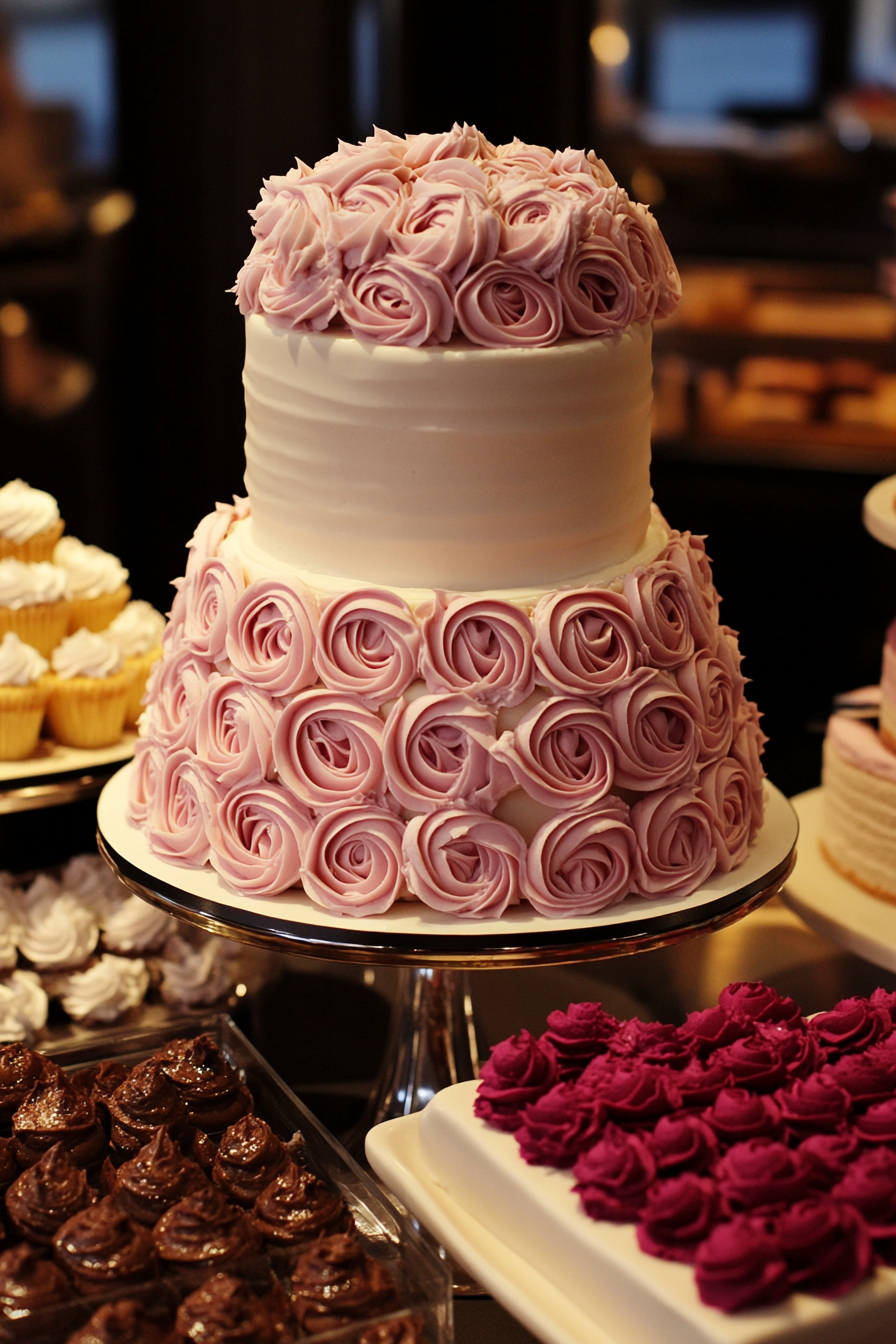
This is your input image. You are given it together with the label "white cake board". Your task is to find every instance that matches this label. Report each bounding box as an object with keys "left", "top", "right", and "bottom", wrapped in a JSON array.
[
  {"left": 863, "top": 474, "right": 896, "bottom": 549},
  {"left": 782, "top": 787, "right": 896, "bottom": 974}
]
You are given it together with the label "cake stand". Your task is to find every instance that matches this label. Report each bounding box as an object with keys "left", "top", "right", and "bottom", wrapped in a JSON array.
[{"left": 98, "top": 763, "right": 797, "bottom": 1134}]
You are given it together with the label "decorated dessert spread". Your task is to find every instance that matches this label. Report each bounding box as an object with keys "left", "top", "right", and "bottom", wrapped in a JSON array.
[
  {"left": 129, "top": 125, "right": 769, "bottom": 921},
  {"left": 417, "top": 980, "right": 896, "bottom": 1343}
]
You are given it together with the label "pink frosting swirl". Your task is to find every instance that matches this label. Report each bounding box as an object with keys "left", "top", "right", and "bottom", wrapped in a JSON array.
[
  {"left": 631, "top": 784, "right": 717, "bottom": 898},
  {"left": 418, "top": 593, "right": 535, "bottom": 708},
  {"left": 272, "top": 690, "right": 386, "bottom": 810},
  {"left": 525, "top": 797, "right": 636, "bottom": 916},
  {"left": 209, "top": 782, "right": 312, "bottom": 896},
  {"left": 327, "top": 177, "right": 406, "bottom": 271},
  {"left": 698, "top": 757, "right": 753, "bottom": 873},
  {"left": 475, "top": 1029, "right": 559, "bottom": 1132},
  {"left": 778, "top": 1197, "right": 873, "bottom": 1300},
  {"left": 557, "top": 236, "right": 639, "bottom": 337},
  {"left": 195, "top": 674, "right": 279, "bottom": 787},
  {"left": 622, "top": 561, "right": 698, "bottom": 670},
  {"left": 180, "top": 556, "right": 245, "bottom": 664},
  {"left": 492, "top": 697, "right": 615, "bottom": 809},
  {"left": 602, "top": 668, "right": 699, "bottom": 791},
  {"left": 336, "top": 256, "right": 454, "bottom": 346},
  {"left": 596, "top": 201, "right": 672, "bottom": 323},
  {"left": 141, "top": 648, "right": 212, "bottom": 753},
  {"left": 313, "top": 587, "right": 419, "bottom": 708},
  {"left": 495, "top": 178, "right": 585, "bottom": 278},
  {"left": 730, "top": 701, "right": 767, "bottom": 831},
  {"left": 403, "top": 808, "right": 527, "bottom": 917},
  {"left": 147, "top": 750, "right": 224, "bottom": 867},
  {"left": 225, "top": 578, "right": 318, "bottom": 697},
  {"left": 532, "top": 587, "right": 645, "bottom": 696},
  {"left": 455, "top": 260, "right": 562, "bottom": 347},
  {"left": 184, "top": 499, "right": 248, "bottom": 577},
  {"left": 402, "top": 123, "right": 491, "bottom": 168},
  {"left": 301, "top": 805, "right": 405, "bottom": 915},
  {"left": 382, "top": 692, "right": 506, "bottom": 812},
  {"left": 388, "top": 178, "right": 499, "bottom": 284},
  {"left": 694, "top": 1216, "right": 790, "bottom": 1312},
  {"left": 661, "top": 530, "right": 720, "bottom": 649},
  {"left": 636, "top": 1173, "right": 720, "bottom": 1264},
  {"left": 572, "top": 1123, "right": 656, "bottom": 1221},
  {"left": 127, "top": 738, "right": 164, "bottom": 828},
  {"left": 677, "top": 649, "right": 735, "bottom": 763},
  {"left": 308, "top": 140, "right": 410, "bottom": 195}
]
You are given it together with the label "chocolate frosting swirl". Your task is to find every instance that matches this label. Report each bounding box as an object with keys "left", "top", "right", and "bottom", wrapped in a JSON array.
[
  {"left": 252, "top": 1162, "right": 354, "bottom": 1247},
  {"left": 65, "top": 1297, "right": 169, "bottom": 1344},
  {"left": 211, "top": 1115, "right": 290, "bottom": 1207},
  {"left": 72, "top": 1060, "right": 129, "bottom": 1124},
  {"left": 12, "top": 1072, "right": 105, "bottom": 1169},
  {"left": 6, "top": 1140, "right": 93, "bottom": 1243},
  {"left": 153, "top": 1035, "right": 252, "bottom": 1132},
  {"left": 0, "top": 1242, "right": 71, "bottom": 1316},
  {"left": 173, "top": 1272, "right": 279, "bottom": 1343},
  {"left": 112, "top": 1126, "right": 207, "bottom": 1225},
  {"left": 108, "top": 1061, "right": 189, "bottom": 1157},
  {"left": 0, "top": 1044, "right": 52, "bottom": 1128},
  {"left": 53, "top": 1196, "right": 157, "bottom": 1293},
  {"left": 290, "top": 1232, "right": 399, "bottom": 1334},
  {"left": 153, "top": 1185, "right": 262, "bottom": 1270},
  {"left": 0, "top": 1136, "right": 17, "bottom": 1188}
]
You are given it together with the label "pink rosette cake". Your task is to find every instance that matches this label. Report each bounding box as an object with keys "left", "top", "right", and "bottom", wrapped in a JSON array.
[{"left": 129, "top": 125, "right": 769, "bottom": 918}]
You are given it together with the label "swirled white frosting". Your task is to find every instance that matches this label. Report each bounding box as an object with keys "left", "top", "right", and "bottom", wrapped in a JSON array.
[
  {"left": 57, "top": 954, "right": 149, "bottom": 1023},
  {"left": 53, "top": 535, "right": 129, "bottom": 599},
  {"left": 157, "top": 933, "right": 234, "bottom": 1007},
  {"left": 51, "top": 629, "right": 123, "bottom": 680},
  {"left": 101, "top": 894, "right": 174, "bottom": 953},
  {"left": 17, "top": 890, "right": 100, "bottom": 969},
  {"left": 0, "top": 895, "right": 20, "bottom": 969},
  {"left": 0, "top": 479, "right": 59, "bottom": 542},
  {"left": 60, "top": 853, "right": 128, "bottom": 923},
  {"left": 0, "top": 970, "right": 48, "bottom": 1042},
  {"left": 107, "top": 600, "right": 166, "bottom": 658},
  {"left": 0, "top": 559, "right": 69, "bottom": 609},
  {"left": 0, "top": 632, "right": 48, "bottom": 687}
]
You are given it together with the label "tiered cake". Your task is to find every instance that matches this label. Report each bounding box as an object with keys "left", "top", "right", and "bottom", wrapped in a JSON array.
[{"left": 129, "top": 125, "right": 766, "bottom": 919}]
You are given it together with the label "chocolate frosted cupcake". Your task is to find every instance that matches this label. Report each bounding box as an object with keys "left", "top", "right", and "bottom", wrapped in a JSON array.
[
  {"left": 290, "top": 1233, "right": 399, "bottom": 1336},
  {"left": 173, "top": 1272, "right": 281, "bottom": 1344},
  {"left": 252, "top": 1162, "right": 354, "bottom": 1253},
  {"left": 0, "top": 1043, "right": 51, "bottom": 1130},
  {"left": 153, "top": 1036, "right": 252, "bottom": 1134},
  {"left": 186, "top": 1128, "right": 218, "bottom": 1174},
  {"left": 72, "top": 1060, "right": 129, "bottom": 1130},
  {"left": 0, "top": 1242, "right": 71, "bottom": 1322},
  {"left": 108, "top": 1061, "right": 189, "bottom": 1158},
  {"left": 153, "top": 1185, "right": 262, "bottom": 1277},
  {"left": 6, "top": 1141, "right": 93, "bottom": 1243},
  {"left": 54, "top": 1197, "right": 157, "bottom": 1295},
  {"left": 211, "top": 1116, "right": 289, "bottom": 1208},
  {"left": 64, "top": 1297, "right": 169, "bottom": 1344},
  {"left": 12, "top": 1072, "right": 105, "bottom": 1169},
  {"left": 112, "top": 1126, "right": 207, "bottom": 1226},
  {"left": 0, "top": 1138, "right": 17, "bottom": 1195}
]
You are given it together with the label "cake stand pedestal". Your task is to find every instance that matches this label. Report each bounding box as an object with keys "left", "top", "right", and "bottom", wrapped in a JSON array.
[{"left": 97, "top": 764, "right": 798, "bottom": 1136}]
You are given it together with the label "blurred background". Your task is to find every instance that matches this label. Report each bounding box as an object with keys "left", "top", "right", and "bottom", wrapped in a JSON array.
[{"left": 3, "top": 0, "right": 896, "bottom": 798}]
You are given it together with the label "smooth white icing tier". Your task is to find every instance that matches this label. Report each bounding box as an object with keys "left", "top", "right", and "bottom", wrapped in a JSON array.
[
  {"left": 243, "top": 315, "right": 654, "bottom": 590},
  {"left": 419, "top": 1080, "right": 896, "bottom": 1344}
]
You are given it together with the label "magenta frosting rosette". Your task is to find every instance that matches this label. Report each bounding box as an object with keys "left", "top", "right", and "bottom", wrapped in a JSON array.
[
  {"left": 514, "top": 1083, "right": 605, "bottom": 1168},
  {"left": 773, "top": 1074, "right": 851, "bottom": 1138},
  {"left": 312, "top": 587, "right": 420, "bottom": 709},
  {"left": 403, "top": 808, "right": 527, "bottom": 918},
  {"left": 831, "top": 1147, "right": 896, "bottom": 1239},
  {"left": 418, "top": 592, "right": 535, "bottom": 708},
  {"left": 702, "top": 1088, "right": 782, "bottom": 1148},
  {"left": 179, "top": 554, "right": 245, "bottom": 664},
  {"left": 694, "top": 1215, "right": 790, "bottom": 1312},
  {"left": 540, "top": 1001, "right": 619, "bottom": 1079},
  {"left": 646, "top": 1114, "right": 719, "bottom": 1176},
  {"left": 581, "top": 1061, "right": 681, "bottom": 1128},
  {"left": 195, "top": 674, "right": 279, "bottom": 788},
  {"left": 718, "top": 981, "right": 802, "bottom": 1027},
  {"left": 382, "top": 691, "right": 506, "bottom": 811},
  {"left": 716, "top": 1138, "right": 814, "bottom": 1215},
  {"left": 631, "top": 785, "right": 717, "bottom": 899},
  {"left": 636, "top": 1173, "right": 720, "bottom": 1263},
  {"left": 492, "top": 697, "right": 616, "bottom": 811},
  {"left": 147, "top": 750, "right": 224, "bottom": 868},
  {"left": 208, "top": 781, "right": 312, "bottom": 897},
  {"left": 272, "top": 690, "right": 386, "bottom": 810},
  {"left": 777, "top": 1197, "right": 872, "bottom": 1299},
  {"left": 525, "top": 797, "right": 637, "bottom": 916},
  {"left": 225, "top": 577, "right": 318, "bottom": 697},
  {"left": 602, "top": 668, "right": 698, "bottom": 792},
  {"left": 300, "top": 804, "right": 405, "bottom": 916},
  {"left": 680, "top": 1005, "right": 746, "bottom": 1057},
  {"left": 474, "top": 1029, "right": 559, "bottom": 1132},
  {"left": 797, "top": 1131, "right": 861, "bottom": 1189},
  {"left": 711, "top": 1035, "right": 787, "bottom": 1093},
  {"left": 809, "top": 995, "right": 892, "bottom": 1058},
  {"left": 607, "top": 1019, "right": 691, "bottom": 1069},
  {"left": 572, "top": 1123, "right": 656, "bottom": 1221},
  {"left": 531, "top": 586, "right": 645, "bottom": 696}
]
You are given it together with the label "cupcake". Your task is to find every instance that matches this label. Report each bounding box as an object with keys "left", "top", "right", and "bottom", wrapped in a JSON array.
[
  {"left": 157, "top": 933, "right": 235, "bottom": 1010},
  {"left": 0, "top": 557, "right": 70, "bottom": 657},
  {"left": 56, "top": 954, "right": 149, "bottom": 1025},
  {"left": 46, "top": 628, "right": 134, "bottom": 749},
  {"left": 54, "top": 1196, "right": 157, "bottom": 1295},
  {"left": 0, "top": 633, "right": 52, "bottom": 761},
  {"left": 152, "top": 1184, "right": 263, "bottom": 1278},
  {"left": 211, "top": 1115, "right": 290, "bottom": 1208},
  {"left": 12, "top": 1070, "right": 105, "bottom": 1168},
  {"left": 173, "top": 1273, "right": 281, "bottom": 1344},
  {"left": 108, "top": 1060, "right": 189, "bottom": 1159},
  {"left": 71, "top": 1059, "right": 129, "bottom": 1130},
  {"left": 252, "top": 1161, "right": 354, "bottom": 1255},
  {"left": 53, "top": 536, "right": 130, "bottom": 633},
  {"left": 6, "top": 1140, "right": 94, "bottom": 1243},
  {"left": 290, "top": 1232, "right": 399, "bottom": 1336},
  {"left": 65, "top": 1299, "right": 169, "bottom": 1344},
  {"left": 16, "top": 886, "right": 100, "bottom": 973},
  {"left": 111, "top": 1125, "right": 207, "bottom": 1226},
  {"left": 153, "top": 1034, "right": 252, "bottom": 1134},
  {"left": 60, "top": 853, "right": 129, "bottom": 924},
  {"left": 0, "top": 1042, "right": 52, "bottom": 1128},
  {"left": 0, "top": 479, "right": 64, "bottom": 562},
  {"left": 106, "top": 600, "right": 166, "bottom": 728},
  {"left": 0, "top": 1243, "right": 71, "bottom": 1325},
  {"left": 0, "top": 971, "right": 48, "bottom": 1045},
  {"left": 102, "top": 896, "right": 175, "bottom": 956}
]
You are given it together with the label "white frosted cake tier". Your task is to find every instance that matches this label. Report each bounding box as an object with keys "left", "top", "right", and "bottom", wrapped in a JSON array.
[{"left": 243, "top": 316, "right": 655, "bottom": 590}]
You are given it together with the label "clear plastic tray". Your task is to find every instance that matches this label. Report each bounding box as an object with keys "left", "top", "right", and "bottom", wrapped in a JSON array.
[{"left": 2, "top": 1014, "right": 452, "bottom": 1342}]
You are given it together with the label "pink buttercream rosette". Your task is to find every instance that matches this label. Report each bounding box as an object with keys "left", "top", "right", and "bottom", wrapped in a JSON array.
[
  {"left": 312, "top": 587, "right": 419, "bottom": 708},
  {"left": 491, "top": 697, "right": 616, "bottom": 810},
  {"left": 418, "top": 592, "right": 535, "bottom": 708},
  {"left": 127, "top": 738, "right": 164, "bottom": 828},
  {"left": 403, "top": 808, "right": 527, "bottom": 918},
  {"left": 180, "top": 555, "right": 246, "bottom": 664},
  {"left": 383, "top": 691, "right": 508, "bottom": 812},
  {"left": 603, "top": 667, "right": 698, "bottom": 791},
  {"left": 301, "top": 805, "right": 405, "bottom": 915},
  {"left": 208, "top": 781, "right": 312, "bottom": 896},
  {"left": 677, "top": 648, "right": 736, "bottom": 763},
  {"left": 225, "top": 577, "right": 318, "bottom": 696},
  {"left": 272, "top": 689, "right": 387, "bottom": 810},
  {"left": 147, "top": 750, "right": 225, "bottom": 868},
  {"left": 140, "top": 648, "right": 213, "bottom": 754},
  {"left": 532, "top": 587, "right": 645, "bottom": 697},
  {"left": 195, "top": 674, "right": 280, "bottom": 787},
  {"left": 632, "top": 785, "right": 717, "bottom": 898},
  {"left": 525, "top": 796, "right": 637, "bottom": 916},
  {"left": 184, "top": 497, "right": 249, "bottom": 578},
  {"left": 698, "top": 758, "right": 754, "bottom": 873}
]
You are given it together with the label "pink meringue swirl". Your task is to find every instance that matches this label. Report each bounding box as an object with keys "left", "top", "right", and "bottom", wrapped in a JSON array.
[
  {"left": 208, "top": 781, "right": 312, "bottom": 896},
  {"left": 272, "top": 689, "right": 386, "bottom": 809},
  {"left": 141, "top": 648, "right": 212, "bottom": 753},
  {"left": 602, "top": 667, "right": 699, "bottom": 791},
  {"left": 557, "top": 236, "right": 639, "bottom": 337},
  {"left": 525, "top": 797, "right": 637, "bottom": 916},
  {"left": 195, "top": 674, "right": 279, "bottom": 787},
  {"left": 419, "top": 592, "right": 535, "bottom": 708},
  {"left": 388, "top": 178, "right": 499, "bottom": 284},
  {"left": 225, "top": 577, "right": 318, "bottom": 696},
  {"left": 491, "top": 697, "right": 615, "bottom": 809},
  {"left": 403, "top": 808, "right": 527, "bottom": 917},
  {"left": 147, "top": 750, "right": 224, "bottom": 867},
  {"left": 532, "top": 587, "right": 645, "bottom": 696},
  {"left": 313, "top": 587, "right": 420, "bottom": 708},
  {"left": 455, "top": 260, "right": 563, "bottom": 347},
  {"left": 301, "top": 804, "right": 405, "bottom": 915},
  {"left": 631, "top": 785, "right": 717, "bottom": 898},
  {"left": 698, "top": 757, "right": 754, "bottom": 873},
  {"left": 336, "top": 256, "right": 455, "bottom": 346},
  {"left": 382, "top": 691, "right": 506, "bottom": 811},
  {"left": 180, "top": 555, "right": 245, "bottom": 664},
  {"left": 676, "top": 648, "right": 736, "bottom": 763}
]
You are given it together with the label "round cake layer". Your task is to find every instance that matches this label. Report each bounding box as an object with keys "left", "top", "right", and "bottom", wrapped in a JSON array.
[
  {"left": 243, "top": 316, "right": 654, "bottom": 590},
  {"left": 822, "top": 719, "right": 896, "bottom": 901}
]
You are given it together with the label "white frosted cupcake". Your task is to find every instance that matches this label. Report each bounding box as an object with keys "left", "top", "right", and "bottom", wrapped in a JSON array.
[
  {"left": 157, "top": 932, "right": 236, "bottom": 1008},
  {"left": 56, "top": 953, "right": 149, "bottom": 1024},
  {"left": 106, "top": 600, "right": 165, "bottom": 727},
  {"left": 0, "top": 558, "right": 70, "bottom": 657},
  {"left": 0, "top": 479, "right": 64, "bottom": 562},
  {"left": 16, "top": 886, "right": 99, "bottom": 971},
  {"left": 60, "top": 853, "right": 128, "bottom": 924},
  {"left": 0, "top": 890, "right": 20, "bottom": 971},
  {"left": 0, "top": 970, "right": 48, "bottom": 1043},
  {"left": 101, "top": 894, "right": 174, "bottom": 955},
  {"left": 53, "top": 535, "right": 130, "bottom": 633},
  {"left": 0, "top": 632, "right": 52, "bottom": 760},
  {"left": 46, "top": 628, "right": 134, "bottom": 748}
]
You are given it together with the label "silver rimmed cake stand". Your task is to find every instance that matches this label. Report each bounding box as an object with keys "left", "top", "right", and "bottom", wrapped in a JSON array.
[{"left": 97, "top": 764, "right": 797, "bottom": 1134}]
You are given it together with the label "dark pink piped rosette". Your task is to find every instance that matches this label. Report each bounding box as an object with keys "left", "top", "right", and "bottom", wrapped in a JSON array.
[{"left": 474, "top": 981, "right": 896, "bottom": 1313}]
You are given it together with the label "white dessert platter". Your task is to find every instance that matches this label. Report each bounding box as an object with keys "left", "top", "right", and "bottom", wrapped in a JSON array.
[
  {"left": 862, "top": 473, "right": 896, "bottom": 550},
  {"left": 0, "top": 731, "right": 136, "bottom": 815},
  {"left": 782, "top": 786, "right": 896, "bottom": 973}
]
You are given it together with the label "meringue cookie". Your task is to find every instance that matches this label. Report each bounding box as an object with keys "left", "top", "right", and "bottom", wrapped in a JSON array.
[{"left": 57, "top": 954, "right": 149, "bottom": 1024}]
